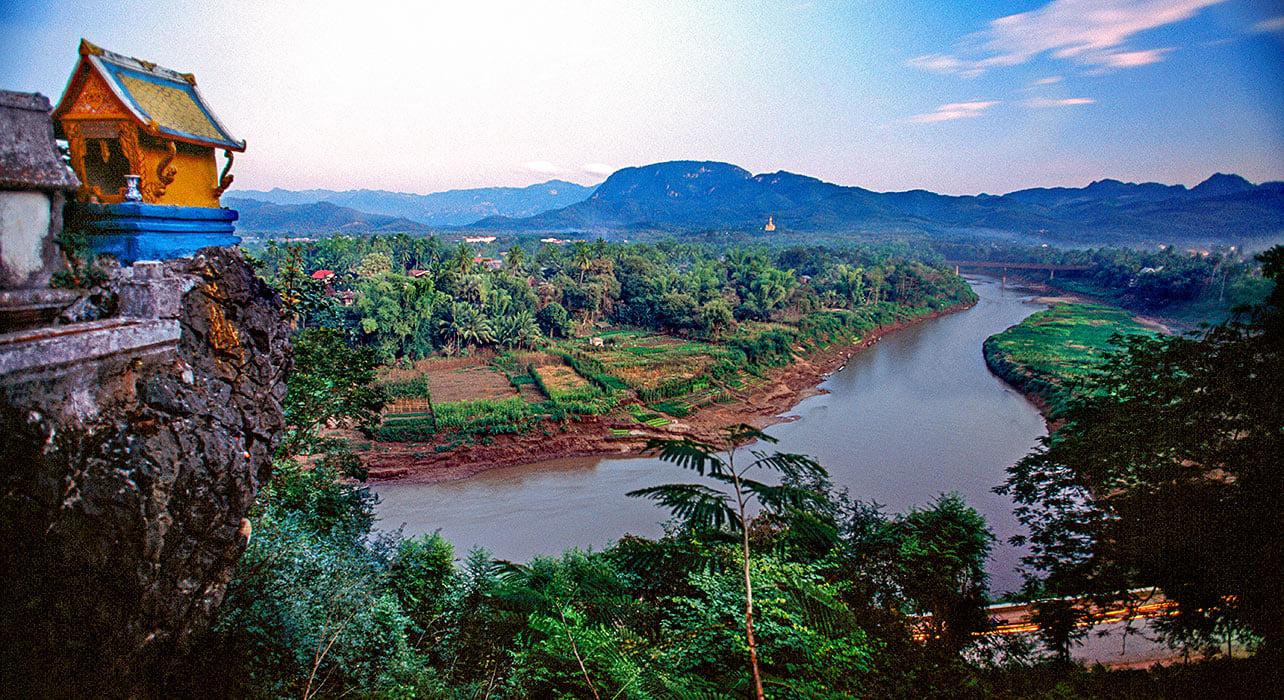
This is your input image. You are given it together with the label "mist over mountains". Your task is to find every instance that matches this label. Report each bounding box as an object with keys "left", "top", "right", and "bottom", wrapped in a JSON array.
[
  {"left": 231, "top": 162, "right": 1284, "bottom": 246},
  {"left": 230, "top": 179, "right": 595, "bottom": 229}
]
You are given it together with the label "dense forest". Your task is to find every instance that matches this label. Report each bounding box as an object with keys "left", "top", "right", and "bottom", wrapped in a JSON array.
[
  {"left": 168, "top": 244, "right": 1273, "bottom": 693},
  {"left": 164, "top": 237, "right": 1283, "bottom": 697},
  {"left": 928, "top": 240, "right": 1272, "bottom": 319},
  {"left": 251, "top": 235, "right": 972, "bottom": 361},
  {"left": 247, "top": 236, "right": 975, "bottom": 450},
  {"left": 999, "top": 247, "right": 1283, "bottom": 669}
]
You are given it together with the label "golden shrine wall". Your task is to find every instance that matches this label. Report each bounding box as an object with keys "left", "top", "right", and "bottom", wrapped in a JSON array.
[{"left": 58, "top": 70, "right": 224, "bottom": 208}]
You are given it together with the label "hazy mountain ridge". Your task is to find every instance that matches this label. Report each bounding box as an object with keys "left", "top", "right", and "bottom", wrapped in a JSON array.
[
  {"left": 471, "top": 161, "right": 1284, "bottom": 244},
  {"left": 231, "top": 179, "right": 595, "bottom": 227},
  {"left": 225, "top": 198, "right": 433, "bottom": 235}
]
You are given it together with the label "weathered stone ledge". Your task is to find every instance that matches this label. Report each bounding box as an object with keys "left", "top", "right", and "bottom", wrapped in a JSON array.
[{"left": 0, "top": 317, "right": 179, "bottom": 377}]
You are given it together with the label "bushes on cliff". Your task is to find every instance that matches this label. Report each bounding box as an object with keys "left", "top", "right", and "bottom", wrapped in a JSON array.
[
  {"left": 213, "top": 507, "right": 428, "bottom": 697},
  {"left": 283, "top": 328, "right": 386, "bottom": 456}
]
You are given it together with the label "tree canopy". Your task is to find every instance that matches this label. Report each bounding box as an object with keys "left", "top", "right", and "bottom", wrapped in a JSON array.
[{"left": 1001, "top": 246, "right": 1284, "bottom": 659}]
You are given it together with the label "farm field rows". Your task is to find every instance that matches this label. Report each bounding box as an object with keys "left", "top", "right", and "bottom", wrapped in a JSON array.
[
  {"left": 369, "top": 304, "right": 960, "bottom": 447},
  {"left": 372, "top": 328, "right": 751, "bottom": 444}
]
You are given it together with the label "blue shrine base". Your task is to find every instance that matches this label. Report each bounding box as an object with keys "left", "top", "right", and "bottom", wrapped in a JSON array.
[{"left": 71, "top": 202, "right": 240, "bottom": 264}]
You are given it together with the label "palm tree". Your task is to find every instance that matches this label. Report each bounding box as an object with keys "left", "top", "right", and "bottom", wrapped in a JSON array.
[
  {"left": 571, "top": 241, "right": 593, "bottom": 283},
  {"left": 458, "top": 274, "right": 486, "bottom": 304},
  {"left": 494, "top": 309, "right": 541, "bottom": 349},
  {"left": 454, "top": 241, "right": 475, "bottom": 276},
  {"left": 439, "top": 302, "right": 495, "bottom": 352},
  {"left": 628, "top": 425, "right": 827, "bottom": 700},
  {"left": 506, "top": 245, "right": 526, "bottom": 273}
]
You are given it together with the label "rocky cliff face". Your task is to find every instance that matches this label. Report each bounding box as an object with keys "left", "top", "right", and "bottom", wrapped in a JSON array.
[{"left": 0, "top": 248, "right": 290, "bottom": 698}]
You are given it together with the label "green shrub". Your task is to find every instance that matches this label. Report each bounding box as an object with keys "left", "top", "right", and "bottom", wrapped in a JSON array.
[{"left": 383, "top": 375, "right": 432, "bottom": 399}]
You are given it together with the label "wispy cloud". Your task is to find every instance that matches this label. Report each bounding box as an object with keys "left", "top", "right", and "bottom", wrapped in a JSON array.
[
  {"left": 1091, "top": 47, "right": 1172, "bottom": 70},
  {"left": 1026, "top": 96, "right": 1096, "bottom": 107},
  {"left": 907, "top": 0, "right": 1225, "bottom": 77},
  {"left": 910, "top": 101, "right": 998, "bottom": 123},
  {"left": 1252, "top": 16, "right": 1284, "bottom": 34},
  {"left": 581, "top": 162, "right": 614, "bottom": 177},
  {"left": 522, "top": 161, "right": 568, "bottom": 175},
  {"left": 1031, "top": 75, "right": 1064, "bottom": 86}
]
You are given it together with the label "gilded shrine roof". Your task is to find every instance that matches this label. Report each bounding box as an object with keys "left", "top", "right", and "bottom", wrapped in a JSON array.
[{"left": 55, "top": 40, "right": 245, "bottom": 152}]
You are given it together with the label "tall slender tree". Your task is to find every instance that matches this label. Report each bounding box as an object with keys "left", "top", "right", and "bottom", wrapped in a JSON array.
[{"left": 628, "top": 425, "right": 827, "bottom": 700}]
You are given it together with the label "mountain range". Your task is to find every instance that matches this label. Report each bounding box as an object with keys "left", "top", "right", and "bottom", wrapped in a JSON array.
[
  {"left": 471, "top": 162, "right": 1284, "bottom": 245},
  {"left": 224, "top": 198, "right": 434, "bottom": 235},
  {"left": 229, "top": 162, "right": 1284, "bottom": 245},
  {"left": 230, "top": 179, "right": 595, "bottom": 229}
]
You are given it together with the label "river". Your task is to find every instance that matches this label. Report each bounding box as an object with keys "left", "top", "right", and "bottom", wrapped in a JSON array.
[{"left": 374, "top": 275, "right": 1048, "bottom": 593}]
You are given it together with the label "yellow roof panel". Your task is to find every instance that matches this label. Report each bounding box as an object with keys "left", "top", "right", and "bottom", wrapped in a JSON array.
[{"left": 117, "top": 74, "right": 224, "bottom": 142}]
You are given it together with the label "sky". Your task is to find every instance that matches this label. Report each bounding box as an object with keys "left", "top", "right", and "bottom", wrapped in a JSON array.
[{"left": 2, "top": 0, "right": 1283, "bottom": 195}]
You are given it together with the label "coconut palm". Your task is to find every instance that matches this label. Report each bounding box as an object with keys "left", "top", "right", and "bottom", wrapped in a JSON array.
[
  {"left": 439, "top": 302, "right": 494, "bottom": 353},
  {"left": 458, "top": 274, "right": 486, "bottom": 304},
  {"left": 454, "top": 241, "right": 475, "bottom": 276},
  {"left": 494, "top": 309, "right": 542, "bottom": 349},
  {"left": 505, "top": 245, "right": 526, "bottom": 273},
  {"left": 571, "top": 241, "right": 593, "bottom": 283}
]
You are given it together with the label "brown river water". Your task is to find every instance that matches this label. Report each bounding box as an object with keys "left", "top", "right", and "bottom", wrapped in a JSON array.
[{"left": 374, "top": 276, "right": 1048, "bottom": 594}]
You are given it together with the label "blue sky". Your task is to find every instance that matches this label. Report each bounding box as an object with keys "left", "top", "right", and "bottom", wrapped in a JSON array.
[{"left": 2, "top": 0, "right": 1282, "bottom": 194}]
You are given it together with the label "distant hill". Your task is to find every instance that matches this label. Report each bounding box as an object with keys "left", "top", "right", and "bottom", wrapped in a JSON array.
[
  {"left": 225, "top": 198, "right": 432, "bottom": 235},
  {"left": 471, "top": 161, "right": 1284, "bottom": 245},
  {"left": 230, "top": 179, "right": 595, "bottom": 227}
]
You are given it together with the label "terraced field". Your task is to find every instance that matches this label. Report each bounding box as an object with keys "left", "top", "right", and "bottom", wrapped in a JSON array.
[
  {"left": 368, "top": 308, "right": 939, "bottom": 443},
  {"left": 582, "top": 331, "right": 726, "bottom": 391},
  {"left": 376, "top": 356, "right": 534, "bottom": 442}
]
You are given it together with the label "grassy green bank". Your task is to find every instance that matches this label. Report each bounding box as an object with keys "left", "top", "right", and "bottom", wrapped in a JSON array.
[{"left": 983, "top": 302, "right": 1155, "bottom": 419}]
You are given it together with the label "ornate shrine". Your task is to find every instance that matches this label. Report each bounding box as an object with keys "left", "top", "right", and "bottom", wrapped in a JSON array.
[{"left": 53, "top": 40, "right": 244, "bottom": 262}]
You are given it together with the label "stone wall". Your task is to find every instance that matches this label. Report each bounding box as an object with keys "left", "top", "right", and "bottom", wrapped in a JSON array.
[{"left": 0, "top": 247, "right": 290, "bottom": 698}]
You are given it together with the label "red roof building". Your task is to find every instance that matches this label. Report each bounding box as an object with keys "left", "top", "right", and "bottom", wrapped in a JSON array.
[{"left": 310, "top": 269, "right": 335, "bottom": 281}]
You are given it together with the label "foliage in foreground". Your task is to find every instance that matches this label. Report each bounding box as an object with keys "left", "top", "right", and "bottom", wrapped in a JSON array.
[
  {"left": 195, "top": 435, "right": 1014, "bottom": 697},
  {"left": 999, "top": 247, "right": 1284, "bottom": 661},
  {"left": 196, "top": 247, "right": 1283, "bottom": 696}
]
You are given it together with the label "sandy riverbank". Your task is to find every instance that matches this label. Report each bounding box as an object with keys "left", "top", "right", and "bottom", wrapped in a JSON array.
[
  {"left": 1006, "top": 275, "right": 1180, "bottom": 335},
  {"left": 364, "top": 302, "right": 976, "bottom": 484}
]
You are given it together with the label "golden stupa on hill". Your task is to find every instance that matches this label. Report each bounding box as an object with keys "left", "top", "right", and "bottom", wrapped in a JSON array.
[{"left": 764, "top": 215, "right": 776, "bottom": 232}]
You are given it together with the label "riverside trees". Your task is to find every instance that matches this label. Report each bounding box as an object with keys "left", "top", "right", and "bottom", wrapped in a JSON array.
[
  {"left": 210, "top": 408, "right": 1004, "bottom": 697},
  {"left": 253, "top": 236, "right": 973, "bottom": 365},
  {"left": 1000, "top": 246, "right": 1284, "bottom": 660}
]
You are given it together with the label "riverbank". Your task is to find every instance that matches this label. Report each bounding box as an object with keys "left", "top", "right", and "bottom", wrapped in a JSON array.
[
  {"left": 981, "top": 301, "right": 1157, "bottom": 426},
  {"left": 365, "top": 300, "right": 976, "bottom": 483},
  {"left": 999, "top": 273, "right": 1180, "bottom": 334}
]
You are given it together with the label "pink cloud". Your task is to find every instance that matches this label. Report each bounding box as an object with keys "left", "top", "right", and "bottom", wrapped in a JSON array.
[
  {"left": 910, "top": 101, "right": 999, "bottom": 123},
  {"left": 907, "top": 0, "right": 1224, "bottom": 76}
]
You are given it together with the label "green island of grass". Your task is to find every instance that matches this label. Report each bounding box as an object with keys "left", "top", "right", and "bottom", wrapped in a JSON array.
[{"left": 983, "top": 302, "right": 1155, "bottom": 418}]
